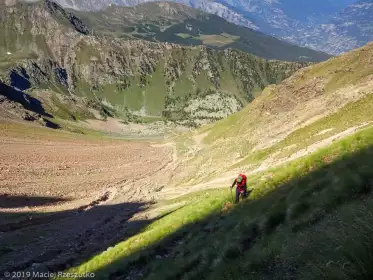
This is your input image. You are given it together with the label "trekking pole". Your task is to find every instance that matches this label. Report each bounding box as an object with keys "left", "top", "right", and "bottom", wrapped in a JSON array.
[{"left": 230, "top": 187, "right": 234, "bottom": 203}]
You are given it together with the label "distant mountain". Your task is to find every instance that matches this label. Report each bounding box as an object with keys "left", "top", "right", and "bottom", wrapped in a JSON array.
[
  {"left": 53, "top": 0, "right": 258, "bottom": 30},
  {"left": 53, "top": 0, "right": 354, "bottom": 30},
  {"left": 53, "top": 0, "right": 373, "bottom": 54},
  {"left": 292, "top": 0, "right": 373, "bottom": 54},
  {"left": 75, "top": 2, "right": 330, "bottom": 62},
  {"left": 212, "top": 0, "right": 355, "bottom": 34}
]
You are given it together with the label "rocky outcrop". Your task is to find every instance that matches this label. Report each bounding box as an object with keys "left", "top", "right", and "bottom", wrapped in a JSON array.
[{"left": 45, "top": 0, "right": 90, "bottom": 35}]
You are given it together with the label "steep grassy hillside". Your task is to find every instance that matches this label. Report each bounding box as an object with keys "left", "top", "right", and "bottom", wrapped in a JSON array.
[
  {"left": 168, "top": 41, "right": 373, "bottom": 186},
  {"left": 60, "top": 98, "right": 373, "bottom": 280},
  {"left": 75, "top": 2, "right": 331, "bottom": 63},
  {"left": 0, "top": 0, "right": 307, "bottom": 126}
]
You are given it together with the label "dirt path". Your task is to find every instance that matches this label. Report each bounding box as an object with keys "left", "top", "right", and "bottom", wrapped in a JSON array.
[
  {"left": 161, "top": 123, "right": 373, "bottom": 199},
  {"left": 0, "top": 125, "right": 174, "bottom": 273},
  {"left": 248, "top": 122, "right": 373, "bottom": 175}
]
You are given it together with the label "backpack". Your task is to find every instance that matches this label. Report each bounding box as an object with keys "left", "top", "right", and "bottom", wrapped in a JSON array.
[{"left": 237, "top": 174, "right": 247, "bottom": 188}]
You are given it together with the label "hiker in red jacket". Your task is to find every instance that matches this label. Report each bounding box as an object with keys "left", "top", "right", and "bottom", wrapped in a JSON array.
[{"left": 230, "top": 174, "right": 248, "bottom": 204}]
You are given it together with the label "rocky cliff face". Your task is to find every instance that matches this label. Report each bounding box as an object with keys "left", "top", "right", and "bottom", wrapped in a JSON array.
[{"left": 0, "top": 0, "right": 308, "bottom": 126}]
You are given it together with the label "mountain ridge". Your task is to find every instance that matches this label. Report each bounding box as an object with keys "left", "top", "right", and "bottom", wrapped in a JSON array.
[
  {"left": 52, "top": 0, "right": 373, "bottom": 55},
  {"left": 73, "top": 1, "right": 331, "bottom": 62},
  {"left": 294, "top": 0, "right": 373, "bottom": 55},
  {"left": 0, "top": 0, "right": 308, "bottom": 127}
]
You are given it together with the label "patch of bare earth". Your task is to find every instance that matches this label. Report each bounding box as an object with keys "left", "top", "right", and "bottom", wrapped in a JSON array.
[
  {"left": 80, "top": 117, "right": 187, "bottom": 139},
  {"left": 0, "top": 124, "right": 174, "bottom": 273}
]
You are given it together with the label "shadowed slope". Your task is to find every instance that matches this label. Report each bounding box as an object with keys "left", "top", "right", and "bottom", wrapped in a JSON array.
[{"left": 63, "top": 125, "right": 373, "bottom": 280}]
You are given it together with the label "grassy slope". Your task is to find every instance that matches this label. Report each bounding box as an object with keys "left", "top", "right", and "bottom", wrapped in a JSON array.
[
  {"left": 233, "top": 93, "right": 373, "bottom": 168},
  {"left": 0, "top": 119, "right": 108, "bottom": 141},
  {"left": 70, "top": 42, "right": 305, "bottom": 123},
  {"left": 61, "top": 120, "right": 373, "bottom": 280},
  {"left": 204, "top": 41, "right": 373, "bottom": 142},
  {"left": 168, "top": 42, "right": 373, "bottom": 185},
  {"left": 0, "top": 3, "right": 37, "bottom": 69}
]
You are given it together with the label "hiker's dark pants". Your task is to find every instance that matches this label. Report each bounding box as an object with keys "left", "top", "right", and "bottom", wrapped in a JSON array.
[{"left": 235, "top": 188, "right": 247, "bottom": 204}]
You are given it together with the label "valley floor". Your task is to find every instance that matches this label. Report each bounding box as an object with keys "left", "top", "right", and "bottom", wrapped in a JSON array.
[{"left": 0, "top": 120, "right": 174, "bottom": 273}]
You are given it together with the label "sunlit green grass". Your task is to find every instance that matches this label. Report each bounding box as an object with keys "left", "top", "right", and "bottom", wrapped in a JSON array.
[
  {"left": 60, "top": 190, "right": 228, "bottom": 279},
  {"left": 233, "top": 93, "right": 373, "bottom": 169},
  {"left": 60, "top": 122, "right": 373, "bottom": 280}
]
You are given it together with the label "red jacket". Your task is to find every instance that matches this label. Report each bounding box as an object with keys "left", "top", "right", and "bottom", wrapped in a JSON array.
[{"left": 232, "top": 174, "right": 247, "bottom": 192}]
